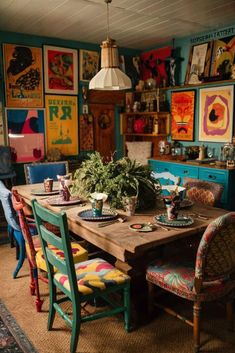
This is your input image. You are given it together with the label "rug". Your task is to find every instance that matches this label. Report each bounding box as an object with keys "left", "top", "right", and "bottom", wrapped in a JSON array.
[{"left": 0, "top": 301, "right": 38, "bottom": 353}]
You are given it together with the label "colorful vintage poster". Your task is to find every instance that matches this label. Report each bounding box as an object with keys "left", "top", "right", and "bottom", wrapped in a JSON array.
[
  {"left": 3, "top": 44, "right": 43, "bottom": 107},
  {"left": 210, "top": 35, "right": 235, "bottom": 78},
  {"left": 79, "top": 114, "right": 94, "bottom": 151},
  {"left": 171, "top": 91, "right": 195, "bottom": 141},
  {"left": 199, "top": 86, "right": 234, "bottom": 142},
  {"left": 45, "top": 95, "right": 78, "bottom": 155},
  {"left": 44, "top": 45, "right": 78, "bottom": 94},
  {"left": 79, "top": 50, "right": 99, "bottom": 81},
  {"left": 6, "top": 108, "right": 45, "bottom": 162}
]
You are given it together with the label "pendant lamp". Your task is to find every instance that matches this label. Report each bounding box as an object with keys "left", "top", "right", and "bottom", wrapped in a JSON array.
[{"left": 89, "top": 0, "right": 132, "bottom": 90}]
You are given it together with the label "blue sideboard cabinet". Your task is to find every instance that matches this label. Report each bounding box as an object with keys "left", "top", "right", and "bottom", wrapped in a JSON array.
[{"left": 149, "top": 159, "right": 235, "bottom": 210}]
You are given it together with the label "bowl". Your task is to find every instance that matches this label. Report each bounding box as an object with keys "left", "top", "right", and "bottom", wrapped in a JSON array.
[{"left": 161, "top": 185, "right": 186, "bottom": 199}]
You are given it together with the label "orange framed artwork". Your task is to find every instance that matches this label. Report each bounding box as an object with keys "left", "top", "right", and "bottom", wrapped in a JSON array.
[
  {"left": 171, "top": 90, "right": 195, "bottom": 141},
  {"left": 3, "top": 44, "right": 43, "bottom": 107}
]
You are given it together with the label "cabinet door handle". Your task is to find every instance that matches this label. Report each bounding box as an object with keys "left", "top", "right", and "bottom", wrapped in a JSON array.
[
  {"left": 208, "top": 174, "right": 216, "bottom": 180},
  {"left": 183, "top": 170, "right": 188, "bottom": 174},
  {"left": 164, "top": 168, "right": 169, "bottom": 172}
]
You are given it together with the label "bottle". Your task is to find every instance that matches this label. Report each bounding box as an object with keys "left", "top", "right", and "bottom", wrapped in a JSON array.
[{"left": 153, "top": 117, "right": 159, "bottom": 134}]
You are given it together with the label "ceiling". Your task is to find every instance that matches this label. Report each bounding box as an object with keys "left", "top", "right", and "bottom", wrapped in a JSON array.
[{"left": 0, "top": 0, "right": 234, "bottom": 50}]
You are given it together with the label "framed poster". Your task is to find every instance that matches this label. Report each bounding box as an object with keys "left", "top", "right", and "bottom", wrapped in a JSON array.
[
  {"left": 3, "top": 44, "right": 43, "bottom": 107},
  {"left": 79, "top": 114, "right": 94, "bottom": 151},
  {"left": 210, "top": 35, "right": 235, "bottom": 78},
  {"left": 171, "top": 91, "right": 195, "bottom": 141},
  {"left": 6, "top": 108, "right": 45, "bottom": 162},
  {"left": 79, "top": 49, "right": 99, "bottom": 81},
  {"left": 185, "top": 42, "right": 212, "bottom": 84},
  {"left": 45, "top": 95, "right": 78, "bottom": 155},
  {"left": 199, "top": 86, "right": 234, "bottom": 142},
  {"left": 44, "top": 45, "right": 78, "bottom": 94}
]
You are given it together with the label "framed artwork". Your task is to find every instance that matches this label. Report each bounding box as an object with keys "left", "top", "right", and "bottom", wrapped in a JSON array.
[
  {"left": 185, "top": 42, "right": 212, "bottom": 84},
  {"left": 210, "top": 35, "right": 235, "bottom": 78},
  {"left": 79, "top": 49, "right": 99, "bottom": 81},
  {"left": 6, "top": 108, "right": 45, "bottom": 162},
  {"left": 45, "top": 95, "right": 78, "bottom": 155},
  {"left": 199, "top": 85, "right": 234, "bottom": 142},
  {"left": 171, "top": 90, "right": 195, "bottom": 141},
  {"left": 3, "top": 44, "right": 43, "bottom": 107},
  {"left": 44, "top": 45, "right": 78, "bottom": 94},
  {"left": 79, "top": 114, "right": 94, "bottom": 151}
]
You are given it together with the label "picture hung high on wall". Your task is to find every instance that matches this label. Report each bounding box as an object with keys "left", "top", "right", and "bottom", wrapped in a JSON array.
[
  {"left": 185, "top": 42, "right": 212, "bottom": 84},
  {"left": 199, "top": 85, "right": 234, "bottom": 142},
  {"left": 79, "top": 49, "right": 99, "bottom": 81},
  {"left": 171, "top": 90, "right": 195, "bottom": 141},
  {"left": 44, "top": 45, "right": 78, "bottom": 94},
  {"left": 210, "top": 35, "right": 235, "bottom": 79},
  {"left": 6, "top": 108, "right": 45, "bottom": 162},
  {"left": 45, "top": 95, "right": 78, "bottom": 155},
  {"left": 3, "top": 44, "right": 44, "bottom": 107}
]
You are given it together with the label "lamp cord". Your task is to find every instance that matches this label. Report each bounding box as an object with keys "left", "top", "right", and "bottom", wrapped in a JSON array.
[{"left": 106, "top": 1, "right": 110, "bottom": 39}]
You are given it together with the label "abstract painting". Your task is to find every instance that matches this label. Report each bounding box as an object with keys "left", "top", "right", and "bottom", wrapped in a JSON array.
[
  {"left": 210, "top": 35, "right": 235, "bottom": 78},
  {"left": 6, "top": 108, "right": 45, "bottom": 162},
  {"left": 79, "top": 50, "right": 99, "bottom": 81},
  {"left": 171, "top": 91, "right": 195, "bottom": 141},
  {"left": 199, "top": 86, "right": 234, "bottom": 142},
  {"left": 3, "top": 44, "right": 43, "bottom": 107},
  {"left": 44, "top": 45, "right": 78, "bottom": 94},
  {"left": 45, "top": 95, "right": 78, "bottom": 155}
]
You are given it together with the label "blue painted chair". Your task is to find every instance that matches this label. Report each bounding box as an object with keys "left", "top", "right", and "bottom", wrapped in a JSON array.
[
  {"left": 24, "top": 161, "right": 69, "bottom": 184},
  {"left": 0, "top": 180, "right": 25, "bottom": 278},
  {"left": 0, "top": 145, "right": 16, "bottom": 187}
]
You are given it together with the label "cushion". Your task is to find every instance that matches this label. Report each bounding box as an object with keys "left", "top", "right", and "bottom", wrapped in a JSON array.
[
  {"left": 126, "top": 141, "right": 152, "bottom": 165},
  {"left": 54, "top": 258, "right": 130, "bottom": 295}
]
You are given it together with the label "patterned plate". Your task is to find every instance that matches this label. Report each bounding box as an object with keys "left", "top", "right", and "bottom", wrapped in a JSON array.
[
  {"left": 47, "top": 196, "right": 81, "bottom": 206},
  {"left": 78, "top": 208, "right": 118, "bottom": 221},
  {"left": 180, "top": 199, "right": 194, "bottom": 209},
  {"left": 154, "top": 214, "right": 194, "bottom": 227},
  {"left": 129, "top": 223, "right": 153, "bottom": 232},
  {"left": 31, "top": 189, "right": 59, "bottom": 196}
]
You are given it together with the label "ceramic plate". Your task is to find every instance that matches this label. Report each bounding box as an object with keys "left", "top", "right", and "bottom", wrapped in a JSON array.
[
  {"left": 47, "top": 197, "right": 81, "bottom": 206},
  {"left": 31, "top": 189, "right": 59, "bottom": 196},
  {"left": 78, "top": 208, "right": 118, "bottom": 221},
  {"left": 180, "top": 199, "right": 194, "bottom": 209},
  {"left": 154, "top": 214, "right": 194, "bottom": 227},
  {"left": 129, "top": 223, "right": 153, "bottom": 232}
]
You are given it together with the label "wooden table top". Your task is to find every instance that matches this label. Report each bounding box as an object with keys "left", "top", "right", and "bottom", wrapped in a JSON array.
[{"left": 14, "top": 183, "right": 229, "bottom": 263}]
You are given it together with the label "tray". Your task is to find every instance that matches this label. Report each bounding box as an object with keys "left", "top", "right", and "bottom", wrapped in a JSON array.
[
  {"left": 78, "top": 208, "right": 118, "bottom": 221},
  {"left": 47, "top": 196, "right": 81, "bottom": 206},
  {"left": 31, "top": 189, "right": 59, "bottom": 196},
  {"left": 180, "top": 199, "right": 194, "bottom": 209},
  {"left": 154, "top": 214, "right": 194, "bottom": 228},
  {"left": 129, "top": 223, "right": 153, "bottom": 232}
]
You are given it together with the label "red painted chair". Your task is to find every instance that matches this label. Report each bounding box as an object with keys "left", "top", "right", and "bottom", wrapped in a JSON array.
[
  {"left": 12, "top": 189, "right": 88, "bottom": 312},
  {"left": 146, "top": 212, "right": 235, "bottom": 352}
]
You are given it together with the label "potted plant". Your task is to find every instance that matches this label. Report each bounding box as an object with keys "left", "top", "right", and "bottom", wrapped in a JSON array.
[{"left": 71, "top": 152, "right": 160, "bottom": 210}]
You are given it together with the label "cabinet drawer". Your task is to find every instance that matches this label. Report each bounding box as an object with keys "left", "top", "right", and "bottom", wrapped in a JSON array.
[
  {"left": 148, "top": 160, "right": 172, "bottom": 173},
  {"left": 173, "top": 164, "right": 198, "bottom": 183},
  {"left": 198, "top": 168, "right": 228, "bottom": 184}
]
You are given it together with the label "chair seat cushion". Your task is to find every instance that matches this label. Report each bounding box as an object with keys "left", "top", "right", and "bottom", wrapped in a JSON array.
[
  {"left": 146, "top": 258, "right": 233, "bottom": 301},
  {"left": 54, "top": 258, "right": 130, "bottom": 296},
  {"left": 32, "top": 242, "right": 88, "bottom": 272}
]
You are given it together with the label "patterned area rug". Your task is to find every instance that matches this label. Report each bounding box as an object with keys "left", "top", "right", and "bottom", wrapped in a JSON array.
[{"left": 0, "top": 301, "right": 38, "bottom": 353}]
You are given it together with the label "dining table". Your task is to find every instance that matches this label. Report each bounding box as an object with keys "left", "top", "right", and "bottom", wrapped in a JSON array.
[{"left": 14, "top": 182, "right": 230, "bottom": 324}]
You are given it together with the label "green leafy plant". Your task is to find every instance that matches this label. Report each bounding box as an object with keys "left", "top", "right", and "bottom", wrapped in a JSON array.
[{"left": 72, "top": 152, "right": 160, "bottom": 209}]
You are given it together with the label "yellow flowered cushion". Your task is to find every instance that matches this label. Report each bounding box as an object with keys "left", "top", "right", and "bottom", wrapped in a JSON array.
[
  {"left": 29, "top": 242, "right": 88, "bottom": 272},
  {"left": 54, "top": 258, "right": 130, "bottom": 295}
]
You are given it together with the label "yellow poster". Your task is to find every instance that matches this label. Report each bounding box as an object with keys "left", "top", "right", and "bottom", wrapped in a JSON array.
[
  {"left": 3, "top": 44, "right": 43, "bottom": 107},
  {"left": 45, "top": 95, "right": 78, "bottom": 155}
]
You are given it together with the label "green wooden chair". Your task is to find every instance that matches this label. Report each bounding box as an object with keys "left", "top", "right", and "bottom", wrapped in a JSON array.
[{"left": 31, "top": 199, "right": 131, "bottom": 353}]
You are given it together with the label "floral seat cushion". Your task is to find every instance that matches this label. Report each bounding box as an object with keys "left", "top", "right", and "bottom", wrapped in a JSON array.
[
  {"left": 146, "top": 258, "right": 232, "bottom": 301},
  {"left": 28, "top": 242, "right": 88, "bottom": 273},
  {"left": 54, "top": 258, "right": 130, "bottom": 296}
]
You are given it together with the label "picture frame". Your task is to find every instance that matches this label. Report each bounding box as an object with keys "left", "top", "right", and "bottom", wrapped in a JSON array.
[
  {"left": 210, "top": 35, "right": 235, "bottom": 79},
  {"left": 199, "top": 85, "right": 234, "bottom": 142},
  {"left": 79, "top": 49, "right": 99, "bottom": 81},
  {"left": 185, "top": 42, "right": 212, "bottom": 84},
  {"left": 171, "top": 90, "right": 195, "bottom": 141},
  {"left": 3, "top": 43, "right": 44, "bottom": 107},
  {"left": 45, "top": 95, "right": 78, "bottom": 155},
  {"left": 43, "top": 45, "right": 78, "bottom": 94},
  {"left": 6, "top": 108, "right": 45, "bottom": 162}
]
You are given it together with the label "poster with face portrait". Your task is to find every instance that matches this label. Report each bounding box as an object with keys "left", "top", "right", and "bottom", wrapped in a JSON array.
[
  {"left": 171, "top": 91, "right": 195, "bottom": 141},
  {"left": 199, "top": 86, "right": 234, "bottom": 142},
  {"left": 3, "top": 44, "right": 43, "bottom": 107}
]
